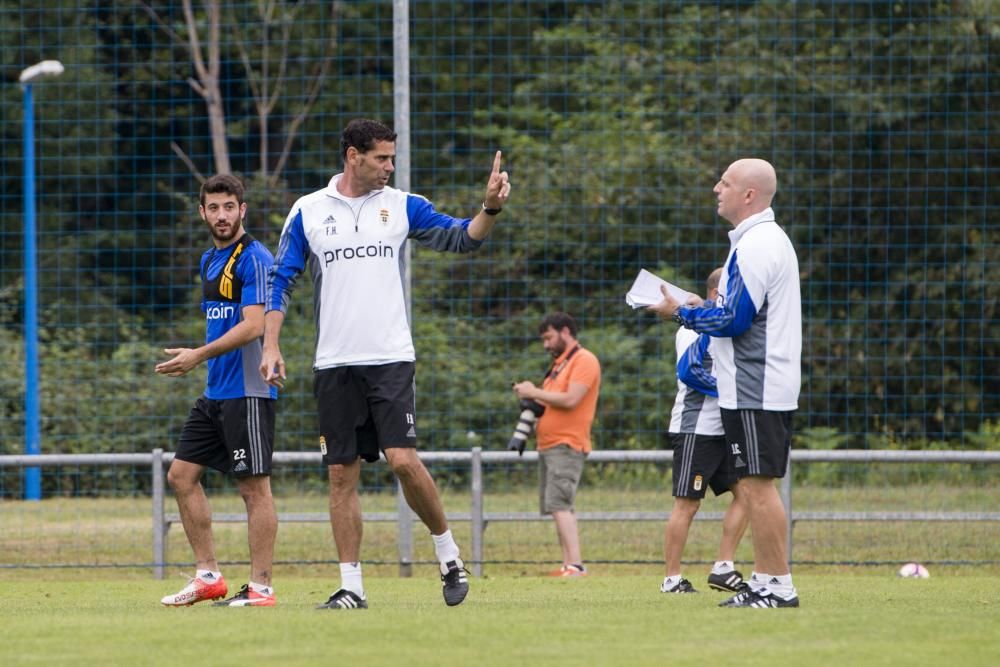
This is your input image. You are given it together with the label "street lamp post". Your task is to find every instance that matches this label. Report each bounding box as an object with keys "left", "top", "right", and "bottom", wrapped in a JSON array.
[{"left": 19, "top": 60, "right": 64, "bottom": 501}]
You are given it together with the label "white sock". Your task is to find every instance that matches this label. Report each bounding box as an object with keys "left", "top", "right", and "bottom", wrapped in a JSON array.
[
  {"left": 249, "top": 581, "right": 272, "bottom": 595},
  {"left": 763, "top": 573, "right": 797, "bottom": 599},
  {"left": 662, "top": 575, "right": 682, "bottom": 589},
  {"left": 432, "top": 529, "right": 461, "bottom": 564},
  {"left": 748, "top": 571, "right": 766, "bottom": 592},
  {"left": 712, "top": 560, "right": 735, "bottom": 575},
  {"left": 197, "top": 569, "right": 222, "bottom": 582},
  {"left": 340, "top": 562, "right": 364, "bottom": 596}
]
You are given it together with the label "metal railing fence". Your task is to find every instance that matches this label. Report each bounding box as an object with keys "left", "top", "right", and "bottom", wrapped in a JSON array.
[{"left": 1, "top": 448, "right": 998, "bottom": 578}]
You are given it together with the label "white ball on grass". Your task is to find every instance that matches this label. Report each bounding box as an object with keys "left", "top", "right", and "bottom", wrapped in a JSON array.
[{"left": 897, "top": 562, "right": 930, "bottom": 578}]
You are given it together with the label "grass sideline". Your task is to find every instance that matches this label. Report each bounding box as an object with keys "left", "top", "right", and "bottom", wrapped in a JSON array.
[
  {"left": 3, "top": 483, "right": 998, "bottom": 571},
  {"left": 0, "top": 574, "right": 997, "bottom": 666}
]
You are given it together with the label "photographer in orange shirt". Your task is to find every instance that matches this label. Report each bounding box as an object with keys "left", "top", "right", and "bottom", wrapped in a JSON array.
[{"left": 513, "top": 312, "right": 602, "bottom": 576}]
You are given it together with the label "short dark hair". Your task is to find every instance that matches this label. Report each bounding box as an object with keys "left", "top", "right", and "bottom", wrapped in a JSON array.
[
  {"left": 200, "top": 174, "right": 244, "bottom": 207},
  {"left": 539, "top": 312, "right": 578, "bottom": 338},
  {"left": 341, "top": 119, "right": 397, "bottom": 160}
]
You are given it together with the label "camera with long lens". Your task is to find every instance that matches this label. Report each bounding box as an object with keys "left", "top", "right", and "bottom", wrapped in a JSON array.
[{"left": 507, "top": 399, "right": 545, "bottom": 456}]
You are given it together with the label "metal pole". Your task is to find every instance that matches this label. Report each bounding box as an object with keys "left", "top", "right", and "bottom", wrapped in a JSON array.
[
  {"left": 397, "top": 479, "right": 413, "bottom": 577},
  {"left": 19, "top": 60, "right": 63, "bottom": 502},
  {"left": 22, "top": 83, "right": 41, "bottom": 501},
  {"left": 393, "top": 0, "right": 415, "bottom": 582},
  {"left": 392, "top": 0, "right": 412, "bottom": 322},
  {"left": 392, "top": 0, "right": 411, "bottom": 193},
  {"left": 152, "top": 448, "right": 165, "bottom": 579},
  {"left": 470, "top": 447, "right": 484, "bottom": 577}
]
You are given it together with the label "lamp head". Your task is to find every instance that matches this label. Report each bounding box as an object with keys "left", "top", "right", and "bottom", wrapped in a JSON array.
[{"left": 19, "top": 60, "right": 65, "bottom": 85}]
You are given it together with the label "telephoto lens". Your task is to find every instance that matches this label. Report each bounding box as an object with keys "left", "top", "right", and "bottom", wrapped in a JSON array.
[{"left": 506, "top": 399, "right": 545, "bottom": 455}]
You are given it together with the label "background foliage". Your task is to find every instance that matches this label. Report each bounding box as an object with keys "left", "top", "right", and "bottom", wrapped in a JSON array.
[{"left": 0, "top": 2, "right": 996, "bottom": 496}]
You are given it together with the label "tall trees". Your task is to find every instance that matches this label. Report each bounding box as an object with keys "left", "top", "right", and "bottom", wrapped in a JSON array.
[
  {"left": 410, "top": 1, "right": 998, "bottom": 444},
  {"left": 134, "top": 0, "right": 336, "bottom": 184},
  {"left": 0, "top": 1, "right": 994, "bottom": 453}
]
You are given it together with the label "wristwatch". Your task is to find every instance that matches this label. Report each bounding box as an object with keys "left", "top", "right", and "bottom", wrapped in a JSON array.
[
  {"left": 671, "top": 309, "right": 684, "bottom": 325},
  {"left": 482, "top": 202, "right": 502, "bottom": 215}
]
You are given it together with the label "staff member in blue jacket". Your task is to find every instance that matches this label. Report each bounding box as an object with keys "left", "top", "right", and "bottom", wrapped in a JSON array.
[
  {"left": 650, "top": 158, "right": 802, "bottom": 609},
  {"left": 660, "top": 268, "right": 749, "bottom": 597}
]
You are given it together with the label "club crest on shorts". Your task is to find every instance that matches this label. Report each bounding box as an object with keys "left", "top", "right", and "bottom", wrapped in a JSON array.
[
  {"left": 693, "top": 475, "right": 703, "bottom": 491},
  {"left": 380, "top": 208, "right": 389, "bottom": 225},
  {"left": 319, "top": 435, "right": 327, "bottom": 455}
]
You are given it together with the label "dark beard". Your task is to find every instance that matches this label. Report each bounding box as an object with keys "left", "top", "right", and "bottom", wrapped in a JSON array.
[{"left": 211, "top": 223, "right": 240, "bottom": 244}]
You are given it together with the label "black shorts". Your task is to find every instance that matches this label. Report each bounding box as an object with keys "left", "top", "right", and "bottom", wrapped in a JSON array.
[
  {"left": 669, "top": 432, "right": 735, "bottom": 499},
  {"left": 314, "top": 362, "right": 417, "bottom": 465},
  {"left": 720, "top": 408, "right": 794, "bottom": 480},
  {"left": 175, "top": 396, "right": 275, "bottom": 477}
]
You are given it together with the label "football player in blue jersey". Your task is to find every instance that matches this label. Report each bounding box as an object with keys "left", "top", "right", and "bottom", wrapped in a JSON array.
[{"left": 157, "top": 174, "right": 279, "bottom": 608}]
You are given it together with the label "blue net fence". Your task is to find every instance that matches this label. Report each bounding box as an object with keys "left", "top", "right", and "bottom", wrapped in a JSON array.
[{"left": 0, "top": 1, "right": 996, "bottom": 570}]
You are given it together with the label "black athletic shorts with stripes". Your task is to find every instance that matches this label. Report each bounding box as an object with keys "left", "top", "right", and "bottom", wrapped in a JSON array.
[
  {"left": 175, "top": 396, "right": 276, "bottom": 477},
  {"left": 313, "top": 362, "right": 417, "bottom": 466},
  {"left": 720, "top": 408, "right": 794, "bottom": 480},
  {"left": 669, "top": 432, "right": 736, "bottom": 499}
]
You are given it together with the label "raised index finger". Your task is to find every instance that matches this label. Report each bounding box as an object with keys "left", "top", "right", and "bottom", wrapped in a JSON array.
[{"left": 491, "top": 150, "right": 502, "bottom": 175}]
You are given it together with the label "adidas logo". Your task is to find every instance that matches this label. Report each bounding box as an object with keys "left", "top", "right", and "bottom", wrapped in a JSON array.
[
  {"left": 769, "top": 577, "right": 781, "bottom": 585},
  {"left": 406, "top": 426, "right": 416, "bottom": 438},
  {"left": 735, "top": 456, "right": 746, "bottom": 467},
  {"left": 233, "top": 460, "right": 249, "bottom": 473},
  {"left": 323, "top": 215, "right": 338, "bottom": 235}
]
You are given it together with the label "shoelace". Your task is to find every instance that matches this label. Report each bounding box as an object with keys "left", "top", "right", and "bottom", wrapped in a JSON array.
[
  {"left": 231, "top": 585, "right": 251, "bottom": 599},
  {"left": 174, "top": 572, "right": 199, "bottom": 586},
  {"left": 177, "top": 572, "right": 222, "bottom": 588}
]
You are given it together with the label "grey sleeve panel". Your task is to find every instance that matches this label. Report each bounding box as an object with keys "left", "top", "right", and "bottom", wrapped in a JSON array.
[{"left": 409, "top": 223, "right": 484, "bottom": 253}]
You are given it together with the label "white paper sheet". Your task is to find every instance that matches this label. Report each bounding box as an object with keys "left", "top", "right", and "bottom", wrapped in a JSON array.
[{"left": 625, "top": 269, "right": 695, "bottom": 309}]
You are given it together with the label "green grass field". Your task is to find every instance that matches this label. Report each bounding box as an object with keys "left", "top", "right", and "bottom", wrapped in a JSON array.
[
  {"left": 2, "top": 481, "right": 998, "bottom": 665},
  {"left": 1, "top": 574, "right": 997, "bottom": 666},
  {"left": 2, "top": 481, "right": 999, "bottom": 666}
]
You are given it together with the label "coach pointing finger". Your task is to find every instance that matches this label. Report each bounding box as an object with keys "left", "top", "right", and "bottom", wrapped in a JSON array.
[
  {"left": 469, "top": 150, "right": 511, "bottom": 241},
  {"left": 262, "top": 118, "right": 505, "bottom": 610}
]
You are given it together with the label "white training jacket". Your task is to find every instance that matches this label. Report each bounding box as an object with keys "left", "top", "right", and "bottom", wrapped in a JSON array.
[
  {"left": 669, "top": 326, "right": 724, "bottom": 436},
  {"left": 267, "top": 175, "right": 482, "bottom": 369},
  {"left": 675, "top": 208, "right": 802, "bottom": 411}
]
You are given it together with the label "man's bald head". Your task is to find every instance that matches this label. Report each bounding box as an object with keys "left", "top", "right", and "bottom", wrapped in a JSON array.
[
  {"left": 713, "top": 158, "right": 778, "bottom": 225},
  {"left": 729, "top": 158, "right": 777, "bottom": 204}
]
